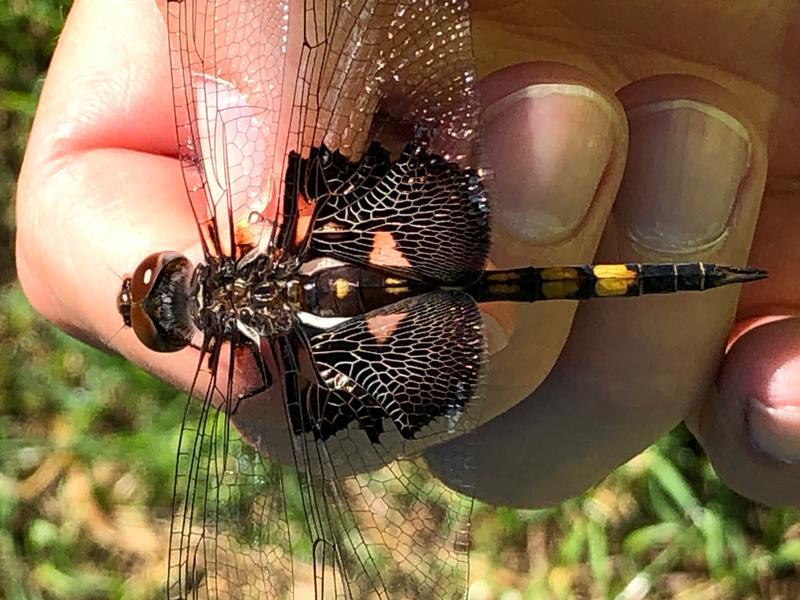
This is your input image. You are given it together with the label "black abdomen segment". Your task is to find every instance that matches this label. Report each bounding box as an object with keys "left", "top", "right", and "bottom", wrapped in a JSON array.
[
  {"left": 298, "top": 266, "right": 430, "bottom": 317},
  {"left": 467, "top": 263, "right": 767, "bottom": 303}
]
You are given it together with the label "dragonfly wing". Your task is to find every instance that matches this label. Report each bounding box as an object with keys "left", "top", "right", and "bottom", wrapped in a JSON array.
[
  {"left": 287, "top": 438, "right": 476, "bottom": 599},
  {"left": 276, "top": 291, "right": 487, "bottom": 597},
  {"left": 305, "top": 290, "right": 487, "bottom": 445},
  {"left": 168, "top": 0, "right": 481, "bottom": 261},
  {"left": 167, "top": 0, "right": 477, "bottom": 256},
  {"left": 168, "top": 335, "right": 295, "bottom": 599},
  {"left": 303, "top": 141, "right": 490, "bottom": 284},
  {"left": 167, "top": 0, "right": 289, "bottom": 259}
]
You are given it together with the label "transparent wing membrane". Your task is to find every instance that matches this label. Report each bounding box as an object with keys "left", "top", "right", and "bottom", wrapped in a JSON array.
[{"left": 168, "top": 0, "right": 288, "bottom": 258}]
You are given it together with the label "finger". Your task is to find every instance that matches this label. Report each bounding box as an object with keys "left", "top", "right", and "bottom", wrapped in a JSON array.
[
  {"left": 691, "top": 318, "right": 800, "bottom": 506},
  {"left": 689, "top": 169, "right": 800, "bottom": 505},
  {"left": 16, "top": 0, "right": 179, "bottom": 321},
  {"left": 478, "top": 62, "right": 629, "bottom": 421},
  {"left": 431, "top": 75, "right": 767, "bottom": 506},
  {"left": 15, "top": 0, "right": 201, "bottom": 388},
  {"left": 19, "top": 0, "right": 173, "bottom": 162}
]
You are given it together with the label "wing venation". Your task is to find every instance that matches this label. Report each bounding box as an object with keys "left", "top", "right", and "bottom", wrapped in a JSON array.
[
  {"left": 305, "top": 291, "right": 487, "bottom": 442},
  {"left": 166, "top": 0, "right": 486, "bottom": 597},
  {"left": 295, "top": 142, "right": 491, "bottom": 284}
]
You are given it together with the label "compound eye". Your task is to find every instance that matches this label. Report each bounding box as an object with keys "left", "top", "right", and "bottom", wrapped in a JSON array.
[
  {"left": 130, "top": 252, "right": 181, "bottom": 303},
  {"left": 129, "top": 303, "right": 166, "bottom": 351},
  {"left": 125, "top": 251, "right": 192, "bottom": 353},
  {"left": 129, "top": 304, "right": 187, "bottom": 352}
]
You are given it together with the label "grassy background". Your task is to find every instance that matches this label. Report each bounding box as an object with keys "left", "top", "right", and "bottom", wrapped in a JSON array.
[{"left": 1, "top": 1, "right": 799, "bottom": 598}]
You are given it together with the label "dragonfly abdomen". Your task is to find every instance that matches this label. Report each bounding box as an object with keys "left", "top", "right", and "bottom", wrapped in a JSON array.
[{"left": 468, "top": 262, "right": 767, "bottom": 304}]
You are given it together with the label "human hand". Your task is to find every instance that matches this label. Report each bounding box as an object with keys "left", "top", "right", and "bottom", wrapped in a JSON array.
[
  {"left": 429, "top": 0, "right": 800, "bottom": 507},
  {"left": 16, "top": 0, "right": 799, "bottom": 510},
  {"left": 16, "top": 0, "right": 203, "bottom": 391}
]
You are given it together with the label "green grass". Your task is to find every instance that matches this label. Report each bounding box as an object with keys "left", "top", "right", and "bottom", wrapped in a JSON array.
[
  {"left": 0, "top": 0, "right": 72, "bottom": 285},
  {"left": 1, "top": 1, "right": 799, "bottom": 599},
  {"left": 469, "top": 434, "right": 800, "bottom": 599},
  {"left": 0, "top": 286, "right": 184, "bottom": 599}
]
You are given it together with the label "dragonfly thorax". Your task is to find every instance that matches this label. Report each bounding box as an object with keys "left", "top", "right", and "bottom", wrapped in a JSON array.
[{"left": 193, "top": 256, "right": 298, "bottom": 342}]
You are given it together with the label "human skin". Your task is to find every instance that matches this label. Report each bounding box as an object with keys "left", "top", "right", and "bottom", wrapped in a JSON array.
[{"left": 16, "top": 0, "right": 800, "bottom": 507}]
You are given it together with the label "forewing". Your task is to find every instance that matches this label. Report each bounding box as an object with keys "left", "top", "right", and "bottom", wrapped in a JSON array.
[
  {"left": 166, "top": 0, "right": 392, "bottom": 259},
  {"left": 169, "top": 337, "right": 295, "bottom": 599},
  {"left": 167, "top": 0, "right": 483, "bottom": 261},
  {"left": 167, "top": 0, "right": 288, "bottom": 259}
]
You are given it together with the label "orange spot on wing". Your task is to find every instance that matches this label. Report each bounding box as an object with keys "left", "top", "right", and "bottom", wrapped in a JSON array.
[
  {"left": 230, "top": 173, "right": 281, "bottom": 253},
  {"left": 235, "top": 217, "right": 255, "bottom": 248},
  {"left": 369, "top": 231, "right": 412, "bottom": 269},
  {"left": 294, "top": 215, "right": 312, "bottom": 245},
  {"left": 292, "top": 192, "right": 315, "bottom": 245},
  {"left": 367, "top": 313, "right": 406, "bottom": 344}
]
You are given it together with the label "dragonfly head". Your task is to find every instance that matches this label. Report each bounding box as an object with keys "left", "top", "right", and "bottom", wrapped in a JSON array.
[{"left": 117, "top": 251, "right": 195, "bottom": 352}]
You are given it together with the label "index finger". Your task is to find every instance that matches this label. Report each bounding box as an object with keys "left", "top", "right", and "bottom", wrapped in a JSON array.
[{"left": 16, "top": 0, "right": 201, "bottom": 385}]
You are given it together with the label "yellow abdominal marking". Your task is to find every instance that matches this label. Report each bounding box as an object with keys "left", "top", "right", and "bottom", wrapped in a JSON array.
[
  {"left": 540, "top": 267, "right": 579, "bottom": 281},
  {"left": 334, "top": 278, "right": 351, "bottom": 299},
  {"left": 487, "top": 271, "right": 521, "bottom": 282},
  {"left": 595, "top": 279, "right": 634, "bottom": 297},
  {"left": 593, "top": 264, "right": 637, "bottom": 279},
  {"left": 384, "top": 277, "right": 409, "bottom": 293},
  {"left": 488, "top": 283, "right": 521, "bottom": 295},
  {"left": 541, "top": 280, "right": 580, "bottom": 299}
]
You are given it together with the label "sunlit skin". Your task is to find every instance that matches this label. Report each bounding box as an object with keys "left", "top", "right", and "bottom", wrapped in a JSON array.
[{"left": 16, "top": 0, "right": 800, "bottom": 508}]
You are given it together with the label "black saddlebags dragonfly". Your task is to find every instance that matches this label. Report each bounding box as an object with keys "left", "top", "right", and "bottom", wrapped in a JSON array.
[{"left": 116, "top": 0, "right": 766, "bottom": 597}]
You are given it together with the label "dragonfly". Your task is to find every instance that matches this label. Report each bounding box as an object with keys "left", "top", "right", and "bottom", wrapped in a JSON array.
[{"left": 115, "top": 0, "right": 766, "bottom": 597}]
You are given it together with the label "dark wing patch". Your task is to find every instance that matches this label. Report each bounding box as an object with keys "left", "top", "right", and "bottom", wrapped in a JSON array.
[
  {"left": 297, "top": 291, "right": 487, "bottom": 442},
  {"left": 303, "top": 142, "right": 490, "bottom": 285}
]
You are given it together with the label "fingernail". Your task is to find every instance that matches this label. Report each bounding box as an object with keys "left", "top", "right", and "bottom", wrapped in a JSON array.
[
  {"left": 618, "top": 100, "right": 751, "bottom": 252},
  {"left": 748, "top": 358, "right": 800, "bottom": 463},
  {"left": 484, "top": 84, "right": 616, "bottom": 244}
]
